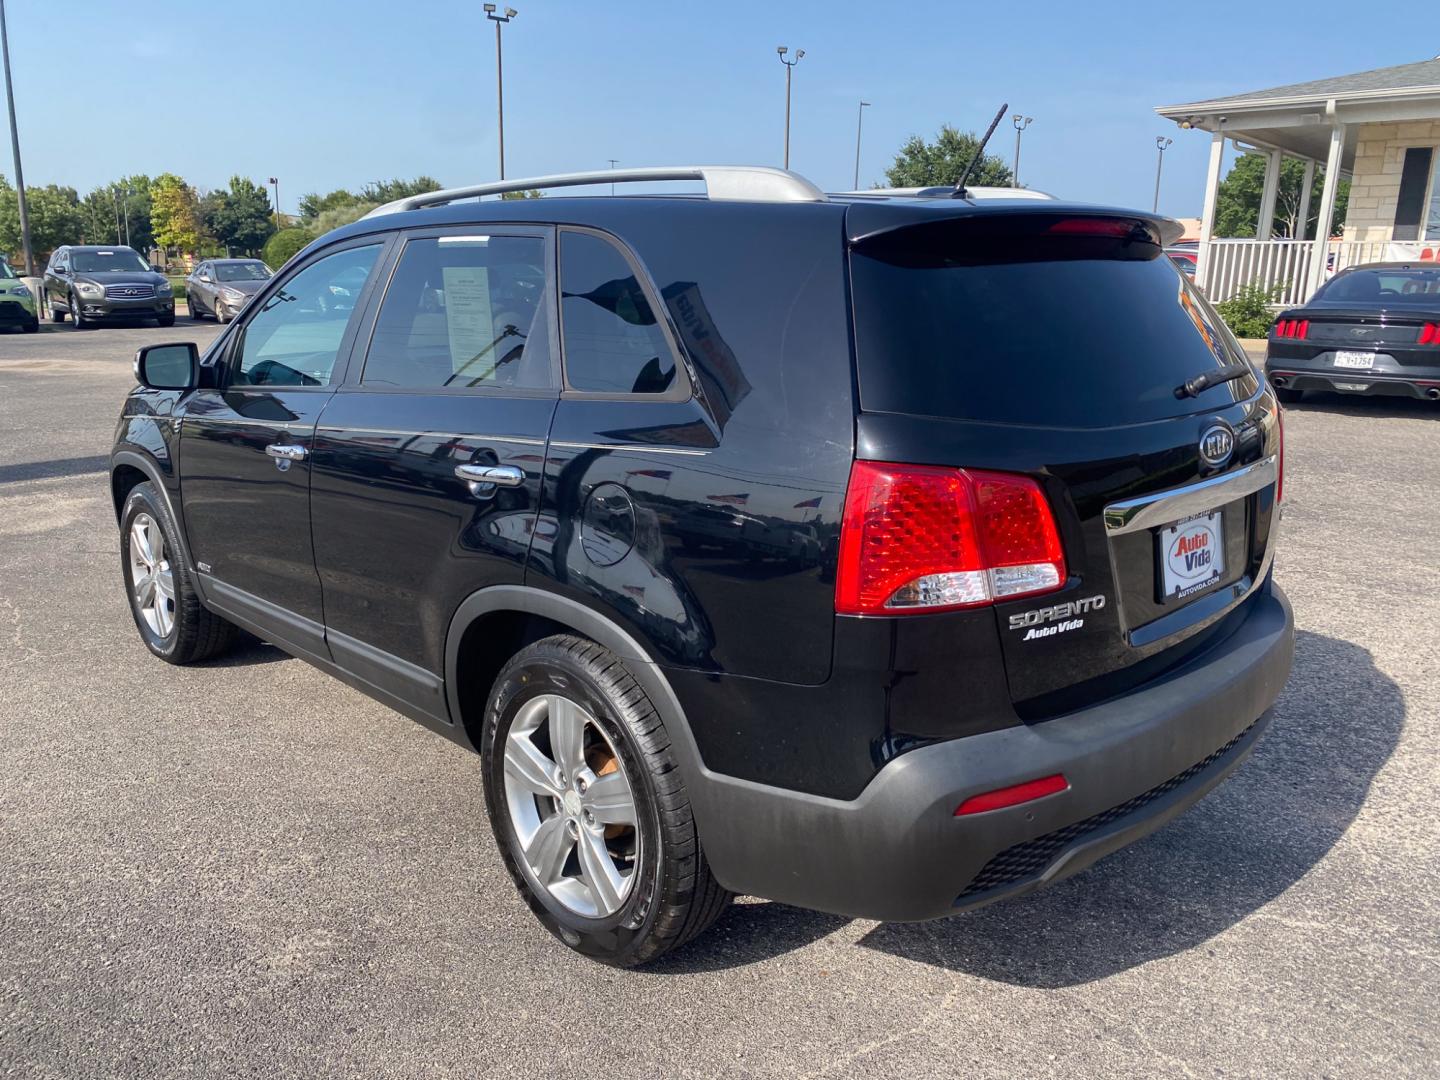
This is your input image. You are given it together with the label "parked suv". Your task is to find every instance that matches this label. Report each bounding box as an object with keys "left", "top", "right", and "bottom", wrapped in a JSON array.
[
  {"left": 44, "top": 244, "right": 175, "bottom": 328},
  {"left": 109, "top": 166, "right": 1294, "bottom": 966}
]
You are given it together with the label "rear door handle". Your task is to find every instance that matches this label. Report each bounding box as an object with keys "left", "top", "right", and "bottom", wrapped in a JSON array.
[
  {"left": 265, "top": 444, "right": 308, "bottom": 461},
  {"left": 455, "top": 463, "right": 525, "bottom": 496}
]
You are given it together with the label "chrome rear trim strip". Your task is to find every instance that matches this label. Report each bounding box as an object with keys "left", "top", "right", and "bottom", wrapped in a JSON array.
[{"left": 1104, "top": 455, "right": 1277, "bottom": 536}]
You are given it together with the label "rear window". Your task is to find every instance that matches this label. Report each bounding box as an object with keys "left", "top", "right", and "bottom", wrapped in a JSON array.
[
  {"left": 850, "top": 216, "right": 1258, "bottom": 427},
  {"left": 1314, "top": 267, "right": 1440, "bottom": 304}
]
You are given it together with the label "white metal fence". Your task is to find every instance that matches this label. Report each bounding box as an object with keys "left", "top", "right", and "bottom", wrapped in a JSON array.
[{"left": 1201, "top": 239, "right": 1395, "bottom": 305}]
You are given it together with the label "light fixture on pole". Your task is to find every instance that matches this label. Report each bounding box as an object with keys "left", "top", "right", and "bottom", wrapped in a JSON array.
[
  {"left": 1153, "top": 136, "right": 1173, "bottom": 213},
  {"left": 269, "top": 176, "right": 280, "bottom": 226},
  {"left": 777, "top": 46, "right": 804, "bottom": 170},
  {"left": 853, "top": 100, "right": 870, "bottom": 189},
  {"left": 608, "top": 158, "right": 619, "bottom": 196},
  {"left": 484, "top": 4, "right": 518, "bottom": 180},
  {"left": 0, "top": 0, "right": 34, "bottom": 275},
  {"left": 1011, "top": 114, "right": 1033, "bottom": 188}
]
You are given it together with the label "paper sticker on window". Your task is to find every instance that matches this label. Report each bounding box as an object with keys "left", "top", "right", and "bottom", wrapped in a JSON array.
[{"left": 442, "top": 266, "right": 495, "bottom": 377}]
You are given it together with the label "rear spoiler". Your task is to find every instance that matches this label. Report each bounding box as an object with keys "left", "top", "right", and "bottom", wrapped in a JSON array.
[{"left": 845, "top": 202, "right": 1184, "bottom": 247}]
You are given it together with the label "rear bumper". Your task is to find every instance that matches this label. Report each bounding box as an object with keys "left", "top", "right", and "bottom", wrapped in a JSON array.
[
  {"left": 1266, "top": 356, "right": 1440, "bottom": 399},
  {"left": 693, "top": 583, "right": 1294, "bottom": 922}
]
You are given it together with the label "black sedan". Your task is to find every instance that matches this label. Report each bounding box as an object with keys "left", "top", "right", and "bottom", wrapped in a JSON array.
[{"left": 1265, "top": 262, "right": 1440, "bottom": 403}]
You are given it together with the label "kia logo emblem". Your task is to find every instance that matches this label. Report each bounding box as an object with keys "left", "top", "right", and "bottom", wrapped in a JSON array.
[{"left": 1199, "top": 423, "right": 1235, "bottom": 468}]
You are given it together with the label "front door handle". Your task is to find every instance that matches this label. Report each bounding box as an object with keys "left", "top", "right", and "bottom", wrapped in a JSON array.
[
  {"left": 455, "top": 463, "right": 525, "bottom": 497},
  {"left": 265, "top": 444, "right": 308, "bottom": 461}
]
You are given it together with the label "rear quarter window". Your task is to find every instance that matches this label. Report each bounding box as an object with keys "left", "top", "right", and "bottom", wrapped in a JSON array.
[{"left": 850, "top": 217, "right": 1258, "bottom": 427}]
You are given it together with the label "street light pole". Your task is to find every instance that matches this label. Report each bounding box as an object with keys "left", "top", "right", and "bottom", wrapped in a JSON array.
[
  {"left": 607, "top": 159, "right": 618, "bottom": 196},
  {"left": 269, "top": 176, "right": 280, "bottom": 226},
  {"left": 1011, "top": 114, "right": 1032, "bottom": 188},
  {"left": 123, "top": 185, "right": 131, "bottom": 248},
  {"left": 484, "top": 5, "right": 517, "bottom": 180},
  {"left": 1153, "top": 136, "right": 1173, "bottom": 213},
  {"left": 853, "top": 100, "right": 870, "bottom": 189},
  {"left": 0, "top": 0, "right": 34, "bottom": 275},
  {"left": 776, "top": 46, "right": 804, "bottom": 170}
]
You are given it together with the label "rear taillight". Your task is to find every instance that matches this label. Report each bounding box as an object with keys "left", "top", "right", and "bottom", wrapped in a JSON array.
[
  {"left": 835, "top": 462, "right": 1067, "bottom": 615},
  {"left": 1419, "top": 322, "right": 1439, "bottom": 345},
  {"left": 1273, "top": 319, "right": 1309, "bottom": 339}
]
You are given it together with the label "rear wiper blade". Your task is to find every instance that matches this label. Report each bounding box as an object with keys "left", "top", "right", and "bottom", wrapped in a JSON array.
[{"left": 1174, "top": 363, "right": 1253, "bottom": 399}]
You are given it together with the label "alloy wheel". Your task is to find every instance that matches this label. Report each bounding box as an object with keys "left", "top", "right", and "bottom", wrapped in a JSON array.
[
  {"left": 503, "top": 694, "right": 640, "bottom": 918},
  {"left": 128, "top": 512, "right": 176, "bottom": 638}
]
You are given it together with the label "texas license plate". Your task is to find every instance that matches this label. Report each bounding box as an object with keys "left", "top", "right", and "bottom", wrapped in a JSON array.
[
  {"left": 1333, "top": 350, "right": 1375, "bottom": 369},
  {"left": 1159, "top": 511, "right": 1224, "bottom": 600}
]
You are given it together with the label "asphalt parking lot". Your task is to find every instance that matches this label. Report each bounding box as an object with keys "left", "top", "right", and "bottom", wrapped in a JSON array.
[{"left": 1, "top": 322, "right": 1437, "bottom": 1079}]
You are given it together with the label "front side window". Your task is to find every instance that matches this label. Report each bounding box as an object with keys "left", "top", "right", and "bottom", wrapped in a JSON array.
[
  {"left": 71, "top": 249, "right": 149, "bottom": 273},
  {"left": 559, "top": 231, "right": 676, "bottom": 394},
  {"left": 233, "top": 244, "right": 380, "bottom": 388},
  {"left": 363, "top": 234, "right": 551, "bottom": 389}
]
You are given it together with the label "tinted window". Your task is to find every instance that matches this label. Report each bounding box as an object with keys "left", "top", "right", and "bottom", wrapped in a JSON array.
[
  {"left": 234, "top": 245, "right": 380, "bottom": 388},
  {"left": 364, "top": 235, "right": 551, "bottom": 389},
  {"left": 850, "top": 217, "right": 1257, "bottom": 427},
  {"left": 71, "top": 249, "right": 149, "bottom": 273},
  {"left": 1314, "top": 267, "right": 1440, "bottom": 304},
  {"left": 559, "top": 232, "right": 675, "bottom": 394},
  {"left": 216, "top": 261, "right": 271, "bottom": 283},
  {"left": 0, "top": 262, "right": 15, "bottom": 280}
]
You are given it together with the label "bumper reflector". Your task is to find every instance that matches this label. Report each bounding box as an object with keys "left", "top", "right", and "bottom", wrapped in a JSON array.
[{"left": 955, "top": 773, "right": 1069, "bottom": 816}]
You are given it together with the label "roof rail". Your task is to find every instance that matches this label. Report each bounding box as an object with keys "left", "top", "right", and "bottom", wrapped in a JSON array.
[{"left": 362, "top": 166, "right": 827, "bottom": 218}]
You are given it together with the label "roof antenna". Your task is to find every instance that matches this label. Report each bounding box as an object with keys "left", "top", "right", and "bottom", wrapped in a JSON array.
[{"left": 952, "top": 102, "right": 1009, "bottom": 199}]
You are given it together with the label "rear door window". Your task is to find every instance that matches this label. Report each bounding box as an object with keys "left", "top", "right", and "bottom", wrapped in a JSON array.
[
  {"left": 558, "top": 231, "right": 678, "bottom": 395},
  {"left": 362, "top": 233, "right": 552, "bottom": 389},
  {"left": 850, "top": 215, "right": 1258, "bottom": 427}
]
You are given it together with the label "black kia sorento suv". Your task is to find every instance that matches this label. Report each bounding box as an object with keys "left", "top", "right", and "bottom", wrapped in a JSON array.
[{"left": 110, "top": 166, "right": 1294, "bottom": 966}]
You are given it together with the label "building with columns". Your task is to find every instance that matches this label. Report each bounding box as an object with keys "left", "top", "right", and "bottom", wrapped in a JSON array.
[{"left": 1156, "top": 56, "right": 1440, "bottom": 305}]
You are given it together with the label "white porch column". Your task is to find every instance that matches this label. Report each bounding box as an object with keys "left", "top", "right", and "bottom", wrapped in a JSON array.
[
  {"left": 1307, "top": 124, "right": 1347, "bottom": 297},
  {"left": 1256, "top": 149, "right": 1282, "bottom": 239},
  {"left": 1295, "top": 159, "right": 1316, "bottom": 240},
  {"left": 1195, "top": 130, "right": 1226, "bottom": 287}
]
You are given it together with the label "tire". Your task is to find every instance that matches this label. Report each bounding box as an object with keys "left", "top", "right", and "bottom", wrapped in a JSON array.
[
  {"left": 49, "top": 295, "right": 65, "bottom": 323},
  {"left": 119, "top": 482, "right": 237, "bottom": 665},
  {"left": 23, "top": 317, "right": 38, "bottom": 333},
  {"left": 482, "top": 635, "right": 732, "bottom": 966},
  {"left": 215, "top": 302, "right": 230, "bottom": 325},
  {"left": 69, "top": 292, "right": 90, "bottom": 330},
  {"left": 1274, "top": 386, "right": 1302, "bottom": 404},
  {"left": 157, "top": 314, "right": 175, "bottom": 327},
  {"left": 191, "top": 295, "right": 207, "bottom": 320}
]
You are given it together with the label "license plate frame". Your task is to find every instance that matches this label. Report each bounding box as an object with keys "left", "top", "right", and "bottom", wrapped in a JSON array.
[
  {"left": 1157, "top": 510, "right": 1225, "bottom": 601},
  {"left": 1333, "top": 350, "right": 1376, "bottom": 370}
]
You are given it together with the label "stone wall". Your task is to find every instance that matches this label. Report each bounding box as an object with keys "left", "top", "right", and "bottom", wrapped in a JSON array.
[{"left": 1344, "top": 119, "right": 1440, "bottom": 242}]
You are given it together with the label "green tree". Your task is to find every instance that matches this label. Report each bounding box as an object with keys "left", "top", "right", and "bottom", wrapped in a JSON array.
[
  {"left": 0, "top": 177, "right": 83, "bottom": 259},
  {"left": 206, "top": 176, "right": 277, "bottom": 256},
  {"left": 882, "top": 124, "right": 1014, "bottom": 189},
  {"left": 262, "top": 227, "right": 311, "bottom": 269},
  {"left": 78, "top": 187, "right": 122, "bottom": 245},
  {"left": 297, "top": 187, "right": 360, "bottom": 219},
  {"left": 500, "top": 189, "right": 544, "bottom": 200},
  {"left": 360, "top": 176, "right": 442, "bottom": 204},
  {"left": 1215, "top": 152, "right": 1349, "bottom": 239},
  {"left": 311, "top": 202, "right": 376, "bottom": 234},
  {"left": 114, "top": 175, "right": 155, "bottom": 254},
  {"left": 151, "top": 173, "right": 202, "bottom": 253}
]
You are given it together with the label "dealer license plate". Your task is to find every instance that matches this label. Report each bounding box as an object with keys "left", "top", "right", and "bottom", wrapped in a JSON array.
[
  {"left": 1333, "top": 350, "right": 1375, "bottom": 369},
  {"left": 1158, "top": 511, "right": 1224, "bottom": 600}
]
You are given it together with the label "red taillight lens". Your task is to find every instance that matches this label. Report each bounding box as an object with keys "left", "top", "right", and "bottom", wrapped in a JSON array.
[
  {"left": 1273, "top": 320, "right": 1288, "bottom": 337},
  {"left": 1274, "top": 319, "right": 1309, "bottom": 340},
  {"left": 1420, "top": 322, "right": 1439, "bottom": 345},
  {"left": 955, "top": 773, "right": 1069, "bottom": 816},
  {"left": 835, "top": 462, "right": 1067, "bottom": 615},
  {"left": 1296, "top": 319, "right": 1309, "bottom": 340},
  {"left": 1047, "top": 217, "right": 1139, "bottom": 237}
]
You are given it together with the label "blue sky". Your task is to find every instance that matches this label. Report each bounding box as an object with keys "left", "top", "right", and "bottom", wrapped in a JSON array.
[{"left": 1, "top": 0, "right": 1417, "bottom": 217}]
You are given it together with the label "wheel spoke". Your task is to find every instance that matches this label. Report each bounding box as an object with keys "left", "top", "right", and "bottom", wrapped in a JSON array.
[
  {"left": 548, "top": 696, "right": 586, "bottom": 777},
  {"left": 583, "top": 771, "right": 636, "bottom": 826},
  {"left": 504, "top": 731, "right": 562, "bottom": 798},
  {"left": 524, "top": 814, "right": 573, "bottom": 884},
  {"left": 154, "top": 566, "right": 175, "bottom": 602},
  {"left": 134, "top": 571, "right": 155, "bottom": 608},
  {"left": 130, "top": 521, "right": 154, "bottom": 567},
  {"left": 153, "top": 595, "right": 174, "bottom": 637},
  {"left": 146, "top": 519, "right": 164, "bottom": 564},
  {"left": 576, "top": 828, "right": 624, "bottom": 914}
]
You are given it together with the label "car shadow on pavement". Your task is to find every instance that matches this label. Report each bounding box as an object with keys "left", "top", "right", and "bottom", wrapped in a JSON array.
[
  {"left": 194, "top": 632, "right": 291, "bottom": 668},
  {"left": 650, "top": 630, "right": 1401, "bottom": 982},
  {"left": 855, "top": 629, "right": 1402, "bottom": 987},
  {"left": 1287, "top": 394, "right": 1439, "bottom": 421},
  {"left": 0, "top": 455, "right": 111, "bottom": 485}
]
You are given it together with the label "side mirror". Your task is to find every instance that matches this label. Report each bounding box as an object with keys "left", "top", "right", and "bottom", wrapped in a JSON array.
[{"left": 134, "top": 342, "right": 200, "bottom": 391}]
